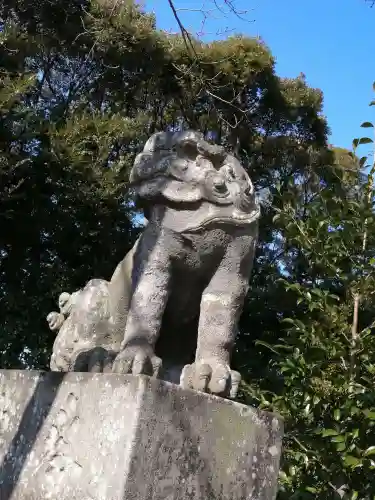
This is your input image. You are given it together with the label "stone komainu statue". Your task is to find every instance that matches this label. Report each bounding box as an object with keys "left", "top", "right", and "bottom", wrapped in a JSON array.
[{"left": 47, "top": 130, "right": 260, "bottom": 397}]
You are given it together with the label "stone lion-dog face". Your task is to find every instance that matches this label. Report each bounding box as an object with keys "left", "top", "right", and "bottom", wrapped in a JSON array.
[{"left": 48, "top": 130, "right": 260, "bottom": 398}]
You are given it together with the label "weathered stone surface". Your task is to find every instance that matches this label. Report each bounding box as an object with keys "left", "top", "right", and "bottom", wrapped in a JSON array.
[
  {"left": 0, "top": 370, "right": 283, "bottom": 500},
  {"left": 47, "top": 130, "right": 261, "bottom": 398}
]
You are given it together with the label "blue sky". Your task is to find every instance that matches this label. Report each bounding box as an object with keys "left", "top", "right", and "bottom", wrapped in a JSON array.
[{"left": 145, "top": 0, "right": 375, "bottom": 154}]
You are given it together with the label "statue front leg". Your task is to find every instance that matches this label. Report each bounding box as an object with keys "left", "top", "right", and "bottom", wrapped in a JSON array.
[
  {"left": 112, "top": 235, "right": 171, "bottom": 377},
  {"left": 181, "top": 236, "right": 256, "bottom": 398}
]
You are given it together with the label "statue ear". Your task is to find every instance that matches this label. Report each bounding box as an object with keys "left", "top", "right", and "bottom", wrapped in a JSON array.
[
  {"left": 136, "top": 177, "right": 203, "bottom": 203},
  {"left": 130, "top": 151, "right": 170, "bottom": 184}
]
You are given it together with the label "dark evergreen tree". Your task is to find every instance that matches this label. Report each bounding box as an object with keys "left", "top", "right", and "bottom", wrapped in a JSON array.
[{"left": 3, "top": 3, "right": 375, "bottom": 495}]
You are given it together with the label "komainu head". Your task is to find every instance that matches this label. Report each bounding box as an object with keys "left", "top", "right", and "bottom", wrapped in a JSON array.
[{"left": 130, "top": 130, "right": 260, "bottom": 232}]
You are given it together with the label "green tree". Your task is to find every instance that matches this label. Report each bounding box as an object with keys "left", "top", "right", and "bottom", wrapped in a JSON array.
[
  {"left": 0, "top": 0, "right": 331, "bottom": 369},
  {"left": 240, "top": 93, "right": 375, "bottom": 499},
  {"left": 0, "top": 0, "right": 155, "bottom": 367},
  {"left": 6, "top": 3, "right": 375, "bottom": 496}
]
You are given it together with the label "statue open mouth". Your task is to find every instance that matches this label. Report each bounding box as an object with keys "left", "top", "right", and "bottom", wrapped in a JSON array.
[
  {"left": 175, "top": 203, "right": 261, "bottom": 233},
  {"left": 157, "top": 198, "right": 261, "bottom": 234}
]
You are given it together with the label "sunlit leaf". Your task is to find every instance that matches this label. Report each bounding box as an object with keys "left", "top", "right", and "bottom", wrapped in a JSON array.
[
  {"left": 332, "top": 435, "right": 346, "bottom": 443},
  {"left": 305, "top": 487, "right": 318, "bottom": 493},
  {"left": 359, "top": 137, "right": 373, "bottom": 145},
  {"left": 322, "top": 429, "right": 339, "bottom": 437},
  {"left": 364, "top": 410, "right": 375, "bottom": 420},
  {"left": 359, "top": 156, "right": 368, "bottom": 168},
  {"left": 343, "top": 455, "right": 361, "bottom": 467},
  {"left": 364, "top": 446, "right": 375, "bottom": 457}
]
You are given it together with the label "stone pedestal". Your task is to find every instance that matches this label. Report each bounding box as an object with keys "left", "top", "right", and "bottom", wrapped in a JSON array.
[{"left": 0, "top": 370, "right": 283, "bottom": 500}]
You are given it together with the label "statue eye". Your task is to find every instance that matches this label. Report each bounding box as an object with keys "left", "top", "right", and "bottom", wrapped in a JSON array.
[
  {"left": 183, "top": 144, "right": 197, "bottom": 158},
  {"left": 227, "top": 167, "right": 236, "bottom": 179},
  {"left": 244, "top": 183, "right": 253, "bottom": 196},
  {"left": 177, "top": 142, "right": 197, "bottom": 160},
  {"left": 222, "top": 165, "right": 236, "bottom": 180}
]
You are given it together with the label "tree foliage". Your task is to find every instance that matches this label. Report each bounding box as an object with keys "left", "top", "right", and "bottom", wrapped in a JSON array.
[
  {"left": 1, "top": 1, "right": 375, "bottom": 497},
  {"left": 239, "top": 99, "right": 375, "bottom": 499}
]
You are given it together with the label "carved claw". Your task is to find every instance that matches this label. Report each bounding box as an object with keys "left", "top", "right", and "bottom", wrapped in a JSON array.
[
  {"left": 74, "top": 348, "right": 114, "bottom": 373},
  {"left": 50, "top": 352, "right": 69, "bottom": 371},
  {"left": 180, "top": 360, "right": 241, "bottom": 398},
  {"left": 112, "top": 345, "right": 162, "bottom": 378},
  {"left": 46, "top": 312, "right": 65, "bottom": 332},
  {"left": 58, "top": 292, "right": 72, "bottom": 314}
]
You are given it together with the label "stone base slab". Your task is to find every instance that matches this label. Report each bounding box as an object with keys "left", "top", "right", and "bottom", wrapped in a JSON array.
[{"left": 0, "top": 370, "right": 283, "bottom": 500}]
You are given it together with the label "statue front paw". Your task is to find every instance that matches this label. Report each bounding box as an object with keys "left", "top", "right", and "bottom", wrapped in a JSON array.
[
  {"left": 180, "top": 360, "right": 241, "bottom": 398},
  {"left": 112, "top": 344, "right": 162, "bottom": 377}
]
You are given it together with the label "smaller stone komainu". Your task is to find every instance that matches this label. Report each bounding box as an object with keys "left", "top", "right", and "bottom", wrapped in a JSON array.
[{"left": 48, "top": 130, "right": 260, "bottom": 398}]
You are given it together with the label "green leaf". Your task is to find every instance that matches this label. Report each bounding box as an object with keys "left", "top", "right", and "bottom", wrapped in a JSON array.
[
  {"left": 359, "top": 156, "right": 368, "bottom": 168},
  {"left": 343, "top": 455, "right": 361, "bottom": 467},
  {"left": 334, "top": 408, "right": 341, "bottom": 421},
  {"left": 351, "top": 491, "right": 358, "bottom": 500},
  {"left": 361, "top": 122, "right": 374, "bottom": 128},
  {"left": 279, "top": 470, "right": 288, "bottom": 481},
  {"left": 331, "top": 435, "right": 346, "bottom": 443},
  {"left": 313, "top": 396, "right": 320, "bottom": 405},
  {"left": 305, "top": 487, "right": 318, "bottom": 493},
  {"left": 350, "top": 406, "right": 360, "bottom": 416},
  {"left": 352, "top": 428, "right": 359, "bottom": 439},
  {"left": 352, "top": 138, "right": 359, "bottom": 149},
  {"left": 322, "top": 429, "right": 338, "bottom": 437},
  {"left": 364, "top": 446, "right": 375, "bottom": 457},
  {"left": 255, "top": 340, "right": 280, "bottom": 355},
  {"left": 364, "top": 409, "right": 375, "bottom": 420},
  {"left": 359, "top": 137, "right": 373, "bottom": 145},
  {"left": 370, "top": 100, "right": 375, "bottom": 106},
  {"left": 281, "top": 318, "right": 296, "bottom": 325},
  {"left": 336, "top": 442, "right": 346, "bottom": 451}
]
